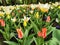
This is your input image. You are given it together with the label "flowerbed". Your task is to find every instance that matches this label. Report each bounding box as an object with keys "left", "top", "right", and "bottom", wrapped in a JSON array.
[{"left": 0, "top": 2, "right": 60, "bottom": 45}]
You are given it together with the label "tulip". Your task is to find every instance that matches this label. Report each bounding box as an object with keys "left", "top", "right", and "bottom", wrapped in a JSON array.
[
  {"left": 11, "top": 17, "right": 16, "bottom": 22},
  {"left": 23, "top": 21, "right": 27, "bottom": 27},
  {"left": 42, "top": 28, "right": 47, "bottom": 38},
  {"left": 0, "top": 19, "right": 5, "bottom": 26},
  {"left": 37, "top": 28, "right": 47, "bottom": 38},
  {"left": 16, "top": 28, "right": 23, "bottom": 39},
  {"left": 7, "top": 15, "right": 11, "bottom": 19},
  {"left": 23, "top": 16, "right": 30, "bottom": 27},
  {"left": 56, "top": 18, "right": 59, "bottom": 23},
  {"left": 37, "top": 31, "right": 42, "bottom": 37},
  {"left": 0, "top": 12, "right": 4, "bottom": 17},
  {"left": 35, "top": 12, "right": 39, "bottom": 19},
  {"left": 30, "top": 4, "right": 35, "bottom": 10},
  {"left": 39, "top": 3, "right": 50, "bottom": 12},
  {"left": 10, "top": 6, "right": 15, "bottom": 10},
  {"left": 46, "top": 16, "right": 50, "bottom": 22},
  {"left": 58, "top": 6, "right": 60, "bottom": 9}
]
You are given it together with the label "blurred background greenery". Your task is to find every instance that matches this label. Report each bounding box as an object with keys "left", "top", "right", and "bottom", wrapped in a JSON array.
[{"left": 0, "top": 0, "right": 60, "bottom": 5}]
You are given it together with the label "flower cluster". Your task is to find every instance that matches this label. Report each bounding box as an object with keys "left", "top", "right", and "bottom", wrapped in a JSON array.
[
  {"left": 38, "top": 28, "right": 47, "bottom": 38},
  {"left": 0, "top": 2, "right": 60, "bottom": 45}
]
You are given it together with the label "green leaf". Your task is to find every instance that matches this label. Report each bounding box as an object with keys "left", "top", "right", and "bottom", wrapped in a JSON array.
[
  {"left": 28, "top": 34, "right": 35, "bottom": 45},
  {"left": 26, "top": 37, "right": 34, "bottom": 45},
  {"left": 30, "top": 20, "right": 39, "bottom": 33},
  {"left": 27, "top": 24, "right": 33, "bottom": 31},
  {"left": 24, "top": 24, "right": 33, "bottom": 38},
  {"left": 24, "top": 29, "right": 29, "bottom": 38},
  {"left": 29, "top": 38, "right": 34, "bottom": 45},
  {"left": 47, "top": 37, "right": 59, "bottom": 45},
  {"left": 4, "top": 24, "right": 10, "bottom": 40},
  {"left": 23, "top": 36, "right": 34, "bottom": 45},
  {"left": 3, "top": 32, "right": 9, "bottom": 41},
  {"left": 17, "top": 39, "right": 23, "bottom": 43},
  {"left": 4, "top": 24, "right": 9, "bottom": 32},
  {"left": 53, "top": 29, "right": 60, "bottom": 41},
  {"left": 0, "top": 30, "right": 8, "bottom": 40},
  {"left": 33, "top": 37, "right": 44, "bottom": 45},
  {"left": 23, "top": 38, "right": 27, "bottom": 45},
  {"left": 0, "top": 29, "right": 4, "bottom": 34},
  {"left": 47, "top": 26, "right": 56, "bottom": 36},
  {"left": 28, "top": 34, "right": 35, "bottom": 39},
  {"left": 4, "top": 41, "right": 19, "bottom": 45},
  {"left": 36, "top": 37, "right": 44, "bottom": 45},
  {"left": 10, "top": 32, "right": 15, "bottom": 39}
]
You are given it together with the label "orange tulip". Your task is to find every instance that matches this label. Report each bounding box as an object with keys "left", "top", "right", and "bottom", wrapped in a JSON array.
[
  {"left": 46, "top": 16, "right": 50, "bottom": 22},
  {"left": 37, "top": 28, "right": 47, "bottom": 38},
  {"left": 42, "top": 28, "right": 47, "bottom": 38},
  {"left": 42, "top": 28, "right": 47, "bottom": 32},
  {"left": 0, "top": 19, "right": 5, "bottom": 26},
  {"left": 16, "top": 29, "right": 23, "bottom": 39},
  {"left": 37, "top": 31, "right": 42, "bottom": 37}
]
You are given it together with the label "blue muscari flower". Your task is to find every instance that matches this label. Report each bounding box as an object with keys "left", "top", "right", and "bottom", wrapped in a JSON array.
[{"left": 56, "top": 25, "right": 60, "bottom": 29}]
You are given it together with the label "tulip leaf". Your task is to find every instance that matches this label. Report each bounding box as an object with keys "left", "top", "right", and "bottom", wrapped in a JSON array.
[
  {"left": 30, "top": 20, "right": 39, "bottom": 33},
  {"left": 0, "top": 30, "right": 9, "bottom": 40},
  {"left": 47, "top": 26, "right": 56, "bottom": 36},
  {"left": 14, "top": 37, "right": 23, "bottom": 43},
  {"left": 10, "top": 32, "right": 15, "bottom": 39},
  {"left": 53, "top": 29, "right": 60, "bottom": 41},
  {"left": 24, "top": 24, "right": 33, "bottom": 38},
  {"left": 26, "top": 37, "right": 34, "bottom": 45},
  {"left": 33, "top": 37, "right": 44, "bottom": 45},
  {"left": 4, "top": 41, "right": 19, "bottom": 45},
  {"left": 0, "top": 29, "right": 4, "bottom": 34},
  {"left": 46, "top": 37, "right": 60, "bottom": 45},
  {"left": 24, "top": 29, "right": 29, "bottom": 38},
  {"left": 28, "top": 34, "right": 35, "bottom": 39}
]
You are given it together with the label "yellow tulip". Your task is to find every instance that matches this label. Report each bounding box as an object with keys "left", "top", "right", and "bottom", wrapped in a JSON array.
[
  {"left": 0, "top": 12, "right": 4, "bottom": 17},
  {"left": 39, "top": 3, "right": 50, "bottom": 12},
  {"left": 40, "top": 8, "right": 48, "bottom": 12},
  {"left": 58, "top": 6, "right": 60, "bottom": 9},
  {"left": 35, "top": 12, "right": 39, "bottom": 19},
  {"left": 23, "top": 21, "right": 27, "bottom": 27},
  {"left": 10, "top": 6, "right": 15, "bottom": 10},
  {"left": 7, "top": 15, "right": 11, "bottom": 19},
  {"left": 23, "top": 16, "right": 30, "bottom": 27},
  {"left": 30, "top": 4, "right": 37, "bottom": 10}
]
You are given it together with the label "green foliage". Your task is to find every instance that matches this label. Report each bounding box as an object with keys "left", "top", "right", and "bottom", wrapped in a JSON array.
[
  {"left": 53, "top": 29, "right": 60, "bottom": 41},
  {"left": 0, "top": 24, "right": 15, "bottom": 41},
  {"left": 4, "top": 41, "right": 19, "bottom": 45},
  {"left": 0, "top": 3, "right": 60, "bottom": 45}
]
